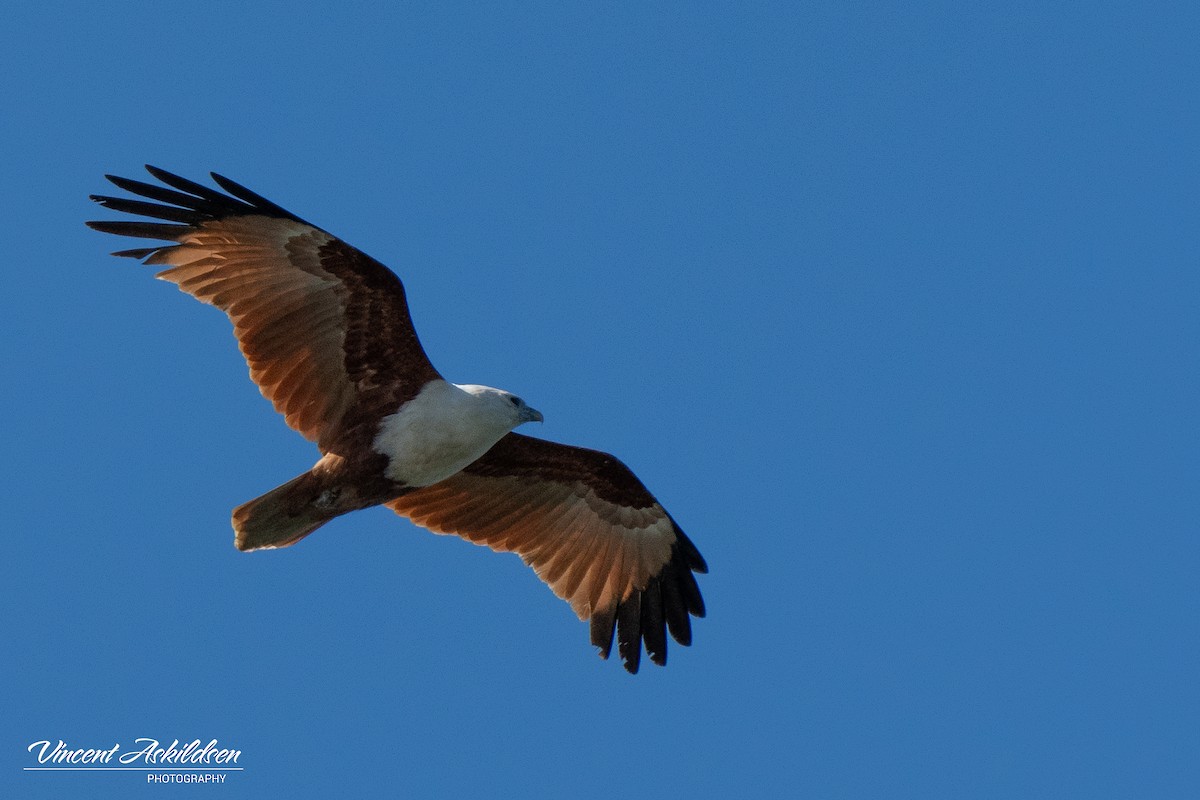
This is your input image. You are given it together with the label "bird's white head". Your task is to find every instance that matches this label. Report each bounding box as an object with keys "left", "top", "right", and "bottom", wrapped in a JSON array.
[{"left": 456, "top": 384, "right": 544, "bottom": 429}]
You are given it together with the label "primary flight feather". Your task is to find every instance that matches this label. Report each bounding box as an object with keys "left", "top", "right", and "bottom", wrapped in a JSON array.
[{"left": 88, "top": 166, "right": 707, "bottom": 673}]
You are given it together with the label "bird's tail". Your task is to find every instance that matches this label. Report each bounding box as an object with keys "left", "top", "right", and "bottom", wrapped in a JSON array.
[{"left": 232, "top": 470, "right": 337, "bottom": 551}]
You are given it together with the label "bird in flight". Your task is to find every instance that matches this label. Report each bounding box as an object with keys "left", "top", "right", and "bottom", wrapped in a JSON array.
[{"left": 88, "top": 166, "right": 707, "bottom": 673}]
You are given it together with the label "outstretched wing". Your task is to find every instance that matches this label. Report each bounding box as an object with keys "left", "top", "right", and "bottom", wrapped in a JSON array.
[
  {"left": 387, "top": 433, "right": 708, "bottom": 673},
  {"left": 87, "top": 166, "right": 441, "bottom": 453}
]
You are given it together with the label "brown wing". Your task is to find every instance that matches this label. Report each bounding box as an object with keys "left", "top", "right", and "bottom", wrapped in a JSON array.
[
  {"left": 87, "top": 166, "right": 441, "bottom": 453},
  {"left": 387, "top": 433, "right": 707, "bottom": 673}
]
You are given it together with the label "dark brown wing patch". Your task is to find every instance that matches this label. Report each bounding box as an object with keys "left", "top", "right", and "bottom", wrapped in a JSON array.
[{"left": 315, "top": 239, "right": 441, "bottom": 448}]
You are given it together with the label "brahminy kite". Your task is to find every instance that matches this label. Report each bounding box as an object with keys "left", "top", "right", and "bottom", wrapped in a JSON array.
[{"left": 88, "top": 166, "right": 707, "bottom": 673}]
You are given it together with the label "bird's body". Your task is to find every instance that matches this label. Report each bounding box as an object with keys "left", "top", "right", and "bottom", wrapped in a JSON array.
[
  {"left": 88, "top": 166, "right": 706, "bottom": 672},
  {"left": 374, "top": 381, "right": 542, "bottom": 486}
]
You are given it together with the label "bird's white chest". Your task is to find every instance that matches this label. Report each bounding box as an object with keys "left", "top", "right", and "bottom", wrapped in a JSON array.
[{"left": 372, "top": 380, "right": 512, "bottom": 487}]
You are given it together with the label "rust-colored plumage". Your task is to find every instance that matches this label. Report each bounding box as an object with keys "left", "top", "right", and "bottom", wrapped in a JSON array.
[
  {"left": 389, "top": 433, "right": 707, "bottom": 671},
  {"left": 88, "top": 166, "right": 707, "bottom": 672}
]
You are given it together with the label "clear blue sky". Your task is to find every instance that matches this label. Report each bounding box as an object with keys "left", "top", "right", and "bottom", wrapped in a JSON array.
[{"left": 2, "top": 3, "right": 1197, "bottom": 798}]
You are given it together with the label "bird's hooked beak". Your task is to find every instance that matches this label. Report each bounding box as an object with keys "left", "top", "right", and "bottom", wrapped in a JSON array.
[{"left": 520, "top": 405, "right": 544, "bottom": 425}]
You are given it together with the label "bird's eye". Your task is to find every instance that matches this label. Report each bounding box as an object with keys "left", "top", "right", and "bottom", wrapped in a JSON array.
[{"left": 509, "top": 396, "right": 521, "bottom": 406}]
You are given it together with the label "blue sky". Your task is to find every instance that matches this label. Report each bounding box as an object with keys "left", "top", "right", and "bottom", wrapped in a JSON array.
[{"left": 2, "top": 2, "right": 1198, "bottom": 798}]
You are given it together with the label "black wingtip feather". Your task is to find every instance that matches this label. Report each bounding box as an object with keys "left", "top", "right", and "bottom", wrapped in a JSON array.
[
  {"left": 85, "top": 220, "right": 188, "bottom": 240},
  {"left": 616, "top": 593, "right": 643, "bottom": 674},
  {"left": 679, "top": 568, "right": 706, "bottom": 618},
  {"left": 590, "top": 609, "right": 617, "bottom": 660},
  {"left": 90, "top": 195, "right": 208, "bottom": 223},
  {"left": 661, "top": 574, "right": 693, "bottom": 646},
  {"left": 640, "top": 577, "right": 668, "bottom": 666},
  {"left": 210, "top": 171, "right": 297, "bottom": 219},
  {"left": 674, "top": 526, "right": 709, "bottom": 574},
  {"left": 110, "top": 247, "right": 161, "bottom": 259}
]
